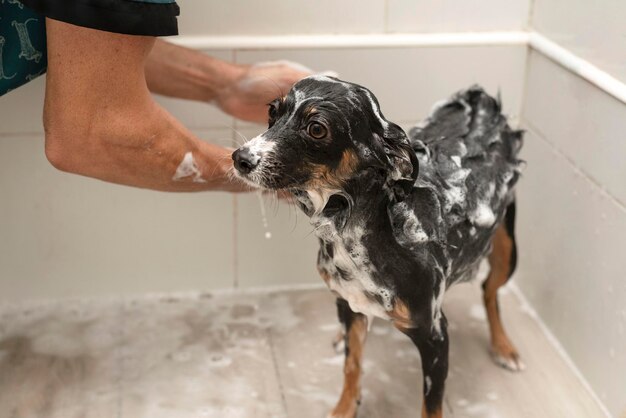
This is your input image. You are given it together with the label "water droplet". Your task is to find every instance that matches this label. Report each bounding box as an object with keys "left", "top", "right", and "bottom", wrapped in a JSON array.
[{"left": 257, "top": 191, "right": 272, "bottom": 240}]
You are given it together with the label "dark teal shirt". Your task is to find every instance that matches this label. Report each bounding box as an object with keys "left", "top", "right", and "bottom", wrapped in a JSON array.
[{"left": 0, "top": 0, "right": 179, "bottom": 97}]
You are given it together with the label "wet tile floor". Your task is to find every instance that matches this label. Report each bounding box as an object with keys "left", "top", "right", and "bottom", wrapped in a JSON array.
[{"left": 0, "top": 282, "right": 607, "bottom": 418}]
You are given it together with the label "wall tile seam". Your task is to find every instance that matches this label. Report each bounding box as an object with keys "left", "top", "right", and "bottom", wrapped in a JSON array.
[
  {"left": 383, "top": 0, "right": 390, "bottom": 33},
  {"left": 525, "top": 0, "right": 538, "bottom": 31},
  {"left": 522, "top": 119, "right": 626, "bottom": 214},
  {"left": 509, "top": 282, "right": 613, "bottom": 418}
]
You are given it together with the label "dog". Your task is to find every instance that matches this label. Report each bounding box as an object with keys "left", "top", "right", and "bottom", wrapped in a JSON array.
[{"left": 232, "top": 76, "right": 524, "bottom": 418}]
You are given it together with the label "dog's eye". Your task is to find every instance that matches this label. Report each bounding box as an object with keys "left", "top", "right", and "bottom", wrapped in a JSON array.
[{"left": 307, "top": 122, "right": 328, "bottom": 139}]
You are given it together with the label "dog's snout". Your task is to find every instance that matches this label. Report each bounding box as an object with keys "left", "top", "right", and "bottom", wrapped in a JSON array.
[{"left": 232, "top": 148, "right": 258, "bottom": 174}]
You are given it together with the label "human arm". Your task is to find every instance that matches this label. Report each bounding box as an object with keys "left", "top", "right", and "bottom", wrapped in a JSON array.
[
  {"left": 43, "top": 19, "right": 244, "bottom": 192},
  {"left": 145, "top": 39, "right": 312, "bottom": 123}
]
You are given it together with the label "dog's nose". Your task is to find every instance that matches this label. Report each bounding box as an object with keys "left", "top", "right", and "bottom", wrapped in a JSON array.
[{"left": 232, "top": 148, "right": 258, "bottom": 174}]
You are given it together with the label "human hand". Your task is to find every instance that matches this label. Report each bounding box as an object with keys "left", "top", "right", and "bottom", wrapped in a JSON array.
[{"left": 215, "top": 60, "right": 336, "bottom": 124}]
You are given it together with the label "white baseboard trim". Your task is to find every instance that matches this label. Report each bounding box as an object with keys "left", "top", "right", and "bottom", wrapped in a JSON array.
[
  {"left": 529, "top": 32, "right": 626, "bottom": 104},
  {"left": 170, "top": 31, "right": 529, "bottom": 49},
  {"left": 171, "top": 31, "right": 626, "bottom": 105}
]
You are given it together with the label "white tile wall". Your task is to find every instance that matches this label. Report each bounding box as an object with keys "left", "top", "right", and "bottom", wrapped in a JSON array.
[
  {"left": 0, "top": 132, "right": 235, "bottom": 301},
  {"left": 531, "top": 0, "right": 626, "bottom": 84},
  {"left": 523, "top": 51, "right": 626, "bottom": 215},
  {"left": 516, "top": 129, "right": 626, "bottom": 417},
  {"left": 235, "top": 46, "right": 527, "bottom": 127},
  {"left": 518, "top": 52, "right": 626, "bottom": 417},
  {"left": 176, "top": 0, "right": 386, "bottom": 36},
  {"left": 176, "top": 0, "right": 534, "bottom": 36},
  {"left": 386, "top": 0, "right": 531, "bottom": 33},
  {"left": 0, "top": 75, "right": 46, "bottom": 135}
]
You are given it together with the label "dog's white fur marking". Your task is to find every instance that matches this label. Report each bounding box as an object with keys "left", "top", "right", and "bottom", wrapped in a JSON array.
[
  {"left": 315, "top": 222, "right": 394, "bottom": 327},
  {"left": 361, "top": 88, "right": 390, "bottom": 132},
  {"left": 172, "top": 152, "right": 206, "bottom": 183}
]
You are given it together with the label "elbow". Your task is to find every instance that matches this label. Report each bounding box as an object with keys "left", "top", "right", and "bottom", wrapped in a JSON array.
[
  {"left": 44, "top": 132, "right": 74, "bottom": 173},
  {"left": 44, "top": 129, "right": 90, "bottom": 174}
]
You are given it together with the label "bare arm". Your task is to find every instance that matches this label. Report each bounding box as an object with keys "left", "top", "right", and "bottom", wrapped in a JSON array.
[
  {"left": 145, "top": 39, "right": 311, "bottom": 123},
  {"left": 43, "top": 19, "right": 244, "bottom": 192}
]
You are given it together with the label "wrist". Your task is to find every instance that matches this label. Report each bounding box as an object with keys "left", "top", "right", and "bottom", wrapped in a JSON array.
[{"left": 198, "top": 58, "right": 247, "bottom": 103}]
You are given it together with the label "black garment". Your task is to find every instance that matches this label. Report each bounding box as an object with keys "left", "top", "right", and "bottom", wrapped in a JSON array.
[
  {"left": 19, "top": 0, "right": 180, "bottom": 36},
  {"left": 0, "top": 0, "right": 179, "bottom": 96}
]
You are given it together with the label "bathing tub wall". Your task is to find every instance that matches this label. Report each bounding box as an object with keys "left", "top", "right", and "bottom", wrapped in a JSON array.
[
  {"left": 516, "top": 1, "right": 626, "bottom": 416},
  {"left": 0, "top": 0, "right": 528, "bottom": 299}
]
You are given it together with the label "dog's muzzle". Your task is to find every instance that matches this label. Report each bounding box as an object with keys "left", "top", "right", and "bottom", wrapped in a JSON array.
[{"left": 232, "top": 147, "right": 259, "bottom": 174}]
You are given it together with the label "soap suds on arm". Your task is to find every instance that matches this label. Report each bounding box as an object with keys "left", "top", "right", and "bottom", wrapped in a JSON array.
[{"left": 172, "top": 152, "right": 207, "bottom": 183}]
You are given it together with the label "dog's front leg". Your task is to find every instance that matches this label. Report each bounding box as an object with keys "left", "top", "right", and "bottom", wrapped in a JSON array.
[
  {"left": 397, "top": 317, "right": 449, "bottom": 418},
  {"left": 329, "top": 298, "right": 369, "bottom": 418}
]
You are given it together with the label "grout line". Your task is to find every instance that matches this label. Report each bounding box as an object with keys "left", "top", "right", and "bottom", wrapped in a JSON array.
[
  {"left": 522, "top": 120, "right": 626, "bottom": 213},
  {"left": 231, "top": 124, "right": 240, "bottom": 289},
  {"left": 508, "top": 282, "right": 613, "bottom": 418},
  {"left": 0, "top": 131, "right": 44, "bottom": 138},
  {"left": 525, "top": 0, "right": 537, "bottom": 31},
  {"left": 382, "top": 0, "right": 390, "bottom": 33},
  {"left": 233, "top": 193, "right": 239, "bottom": 289},
  {"left": 0, "top": 282, "right": 327, "bottom": 311},
  {"left": 518, "top": 38, "right": 533, "bottom": 125},
  {"left": 116, "top": 299, "right": 125, "bottom": 418},
  {"left": 267, "top": 329, "right": 290, "bottom": 417}
]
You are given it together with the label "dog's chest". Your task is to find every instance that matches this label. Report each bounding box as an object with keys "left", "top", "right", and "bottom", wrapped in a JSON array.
[{"left": 316, "top": 224, "right": 394, "bottom": 323}]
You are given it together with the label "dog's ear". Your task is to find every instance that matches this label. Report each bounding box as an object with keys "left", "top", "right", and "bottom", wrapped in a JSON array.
[{"left": 377, "top": 123, "right": 419, "bottom": 201}]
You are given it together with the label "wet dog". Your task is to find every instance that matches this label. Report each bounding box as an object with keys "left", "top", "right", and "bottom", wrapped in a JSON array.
[{"left": 232, "top": 76, "right": 524, "bottom": 418}]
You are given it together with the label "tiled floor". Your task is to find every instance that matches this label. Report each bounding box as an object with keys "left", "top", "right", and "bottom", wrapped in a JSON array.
[{"left": 0, "top": 282, "right": 607, "bottom": 418}]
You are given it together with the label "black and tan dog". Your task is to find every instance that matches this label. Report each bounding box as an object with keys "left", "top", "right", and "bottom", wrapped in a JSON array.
[{"left": 232, "top": 76, "right": 524, "bottom": 418}]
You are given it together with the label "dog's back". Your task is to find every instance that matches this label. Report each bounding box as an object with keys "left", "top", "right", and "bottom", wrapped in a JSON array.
[{"left": 400, "top": 86, "right": 524, "bottom": 285}]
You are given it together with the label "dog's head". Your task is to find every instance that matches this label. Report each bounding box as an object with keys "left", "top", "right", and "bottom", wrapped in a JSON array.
[{"left": 232, "top": 76, "right": 418, "bottom": 212}]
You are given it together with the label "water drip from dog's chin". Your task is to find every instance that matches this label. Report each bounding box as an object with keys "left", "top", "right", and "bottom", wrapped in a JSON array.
[{"left": 256, "top": 191, "right": 272, "bottom": 240}]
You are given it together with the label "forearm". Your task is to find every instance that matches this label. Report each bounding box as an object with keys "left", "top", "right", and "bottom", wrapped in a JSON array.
[
  {"left": 45, "top": 98, "right": 243, "bottom": 192},
  {"left": 43, "top": 18, "right": 248, "bottom": 192},
  {"left": 145, "top": 40, "right": 313, "bottom": 123},
  {"left": 145, "top": 39, "right": 245, "bottom": 103}
]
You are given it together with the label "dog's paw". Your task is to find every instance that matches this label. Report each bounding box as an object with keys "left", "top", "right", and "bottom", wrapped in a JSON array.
[{"left": 490, "top": 348, "right": 526, "bottom": 372}]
